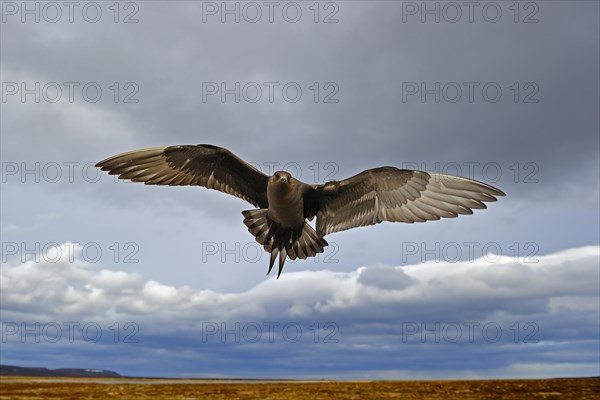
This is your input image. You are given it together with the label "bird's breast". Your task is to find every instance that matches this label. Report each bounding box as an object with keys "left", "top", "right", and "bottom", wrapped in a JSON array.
[{"left": 267, "top": 189, "right": 305, "bottom": 229}]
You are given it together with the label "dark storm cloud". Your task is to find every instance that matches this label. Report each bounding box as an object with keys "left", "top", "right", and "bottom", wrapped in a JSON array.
[{"left": 3, "top": 2, "right": 598, "bottom": 196}]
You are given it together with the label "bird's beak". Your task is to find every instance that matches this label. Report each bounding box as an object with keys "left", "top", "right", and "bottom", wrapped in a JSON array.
[{"left": 279, "top": 177, "right": 287, "bottom": 183}]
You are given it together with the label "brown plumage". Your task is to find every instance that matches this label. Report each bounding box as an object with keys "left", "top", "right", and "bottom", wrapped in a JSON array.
[{"left": 96, "top": 144, "right": 505, "bottom": 278}]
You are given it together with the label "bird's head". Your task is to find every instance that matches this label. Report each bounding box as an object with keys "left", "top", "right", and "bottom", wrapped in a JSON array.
[{"left": 270, "top": 171, "right": 294, "bottom": 191}]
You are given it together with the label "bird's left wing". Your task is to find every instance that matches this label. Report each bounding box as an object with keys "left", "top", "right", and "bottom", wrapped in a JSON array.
[
  {"left": 305, "top": 167, "right": 505, "bottom": 237},
  {"left": 96, "top": 144, "right": 269, "bottom": 208}
]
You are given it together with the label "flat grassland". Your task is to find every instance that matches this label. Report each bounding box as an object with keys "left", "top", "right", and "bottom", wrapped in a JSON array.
[{"left": 1, "top": 377, "right": 598, "bottom": 399}]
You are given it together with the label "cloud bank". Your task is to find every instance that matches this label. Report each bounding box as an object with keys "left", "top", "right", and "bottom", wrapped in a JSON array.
[{"left": 2, "top": 244, "right": 598, "bottom": 379}]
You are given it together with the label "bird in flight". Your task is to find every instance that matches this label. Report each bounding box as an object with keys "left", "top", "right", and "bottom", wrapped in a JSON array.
[{"left": 96, "top": 144, "right": 505, "bottom": 278}]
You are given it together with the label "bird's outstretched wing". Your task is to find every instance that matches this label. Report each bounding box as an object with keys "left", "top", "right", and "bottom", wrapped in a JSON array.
[
  {"left": 306, "top": 167, "right": 505, "bottom": 237},
  {"left": 96, "top": 144, "right": 269, "bottom": 208}
]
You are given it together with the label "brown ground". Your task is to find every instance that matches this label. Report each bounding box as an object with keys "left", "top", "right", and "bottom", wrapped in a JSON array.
[{"left": 0, "top": 377, "right": 598, "bottom": 399}]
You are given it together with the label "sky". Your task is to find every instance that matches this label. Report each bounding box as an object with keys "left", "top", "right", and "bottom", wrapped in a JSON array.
[{"left": 1, "top": 0, "right": 599, "bottom": 379}]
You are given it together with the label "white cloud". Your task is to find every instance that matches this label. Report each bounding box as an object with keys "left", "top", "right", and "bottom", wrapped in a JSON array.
[{"left": 2, "top": 243, "right": 597, "bottom": 323}]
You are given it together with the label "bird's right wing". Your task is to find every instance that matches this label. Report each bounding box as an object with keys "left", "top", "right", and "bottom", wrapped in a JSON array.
[
  {"left": 96, "top": 144, "right": 269, "bottom": 208},
  {"left": 306, "top": 167, "right": 505, "bottom": 237}
]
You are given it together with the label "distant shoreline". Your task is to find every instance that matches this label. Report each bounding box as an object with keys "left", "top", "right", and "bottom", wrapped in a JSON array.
[{"left": 2, "top": 364, "right": 598, "bottom": 383}]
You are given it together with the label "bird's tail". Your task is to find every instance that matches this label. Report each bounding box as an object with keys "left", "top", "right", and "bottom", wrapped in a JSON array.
[{"left": 242, "top": 209, "right": 328, "bottom": 278}]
